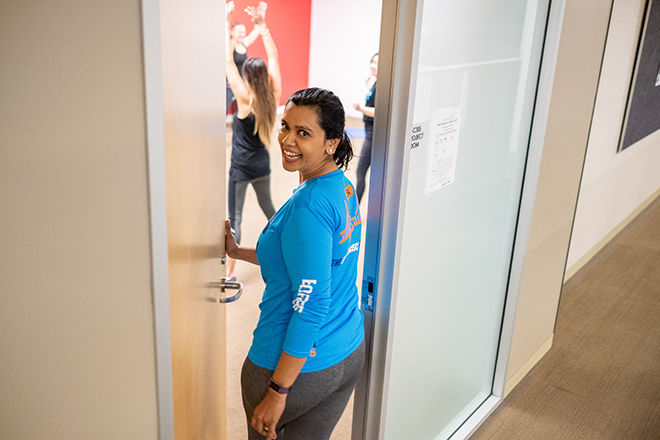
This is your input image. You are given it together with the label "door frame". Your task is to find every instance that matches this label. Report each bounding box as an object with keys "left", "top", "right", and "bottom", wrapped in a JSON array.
[
  {"left": 352, "top": 0, "right": 567, "bottom": 439},
  {"left": 141, "top": 0, "right": 175, "bottom": 438}
]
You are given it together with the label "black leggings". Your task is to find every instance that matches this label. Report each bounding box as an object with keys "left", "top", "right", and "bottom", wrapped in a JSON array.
[
  {"left": 228, "top": 174, "right": 276, "bottom": 244},
  {"left": 241, "top": 341, "right": 365, "bottom": 440},
  {"left": 355, "top": 124, "right": 373, "bottom": 203}
]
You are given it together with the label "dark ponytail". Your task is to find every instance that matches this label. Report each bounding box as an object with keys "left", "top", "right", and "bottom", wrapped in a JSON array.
[
  {"left": 287, "top": 87, "right": 354, "bottom": 170},
  {"left": 334, "top": 131, "right": 353, "bottom": 170}
]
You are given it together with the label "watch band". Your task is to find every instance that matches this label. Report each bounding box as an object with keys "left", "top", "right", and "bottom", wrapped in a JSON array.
[{"left": 269, "top": 378, "right": 291, "bottom": 395}]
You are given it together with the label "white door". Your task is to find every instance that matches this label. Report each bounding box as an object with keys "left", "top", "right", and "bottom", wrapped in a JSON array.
[{"left": 355, "top": 0, "right": 559, "bottom": 438}]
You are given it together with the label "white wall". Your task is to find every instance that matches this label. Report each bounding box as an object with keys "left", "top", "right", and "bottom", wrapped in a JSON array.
[
  {"left": 309, "top": 0, "right": 382, "bottom": 118},
  {"left": 0, "top": 2, "right": 159, "bottom": 438},
  {"left": 567, "top": 0, "right": 660, "bottom": 268},
  {"left": 504, "top": 0, "right": 613, "bottom": 392},
  {"left": 506, "top": 0, "right": 660, "bottom": 394}
]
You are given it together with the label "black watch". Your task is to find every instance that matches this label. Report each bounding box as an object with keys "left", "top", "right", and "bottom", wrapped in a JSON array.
[{"left": 269, "top": 378, "right": 291, "bottom": 395}]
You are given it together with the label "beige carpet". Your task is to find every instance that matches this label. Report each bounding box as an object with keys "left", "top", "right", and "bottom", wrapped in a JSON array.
[
  {"left": 226, "top": 116, "right": 368, "bottom": 440},
  {"left": 471, "top": 196, "right": 660, "bottom": 440}
]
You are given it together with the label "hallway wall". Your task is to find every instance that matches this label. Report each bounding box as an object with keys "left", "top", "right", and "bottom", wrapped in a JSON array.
[
  {"left": 0, "top": 1, "right": 159, "bottom": 438},
  {"left": 566, "top": 0, "right": 660, "bottom": 275},
  {"left": 504, "top": 0, "right": 613, "bottom": 393}
]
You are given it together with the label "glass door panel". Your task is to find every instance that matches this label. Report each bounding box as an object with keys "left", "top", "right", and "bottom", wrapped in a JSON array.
[{"left": 380, "top": 1, "right": 550, "bottom": 439}]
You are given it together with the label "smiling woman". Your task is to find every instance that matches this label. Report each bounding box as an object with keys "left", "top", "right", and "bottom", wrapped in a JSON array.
[
  {"left": 279, "top": 104, "right": 338, "bottom": 178},
  {"left": 225, "top": 88, "right": 364, "bottom": 440},
  {"left": 279, "top": 88, "right": 354, "bottom": 182}
]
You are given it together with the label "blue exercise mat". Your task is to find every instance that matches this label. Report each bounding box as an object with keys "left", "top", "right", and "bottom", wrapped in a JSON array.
[{"left": 345, "top": 127, "right": 365, "bottom": 139}]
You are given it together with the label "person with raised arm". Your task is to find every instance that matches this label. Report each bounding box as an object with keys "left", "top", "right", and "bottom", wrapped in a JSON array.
[
  {"left": 225, "top": 1, "right": 280, "bottom": 281},
  {"left": 226, "top": 0, "right": 267, "bottom": 113}
]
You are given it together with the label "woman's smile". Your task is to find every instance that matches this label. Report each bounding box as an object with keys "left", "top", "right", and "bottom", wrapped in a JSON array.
[{"left": 282, "top": 149, "right": 303, "bottom": 161}]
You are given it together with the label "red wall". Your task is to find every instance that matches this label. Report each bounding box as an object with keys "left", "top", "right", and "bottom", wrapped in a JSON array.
[{"left": 230, "top": 0, "right": 311, "bottom": 105}]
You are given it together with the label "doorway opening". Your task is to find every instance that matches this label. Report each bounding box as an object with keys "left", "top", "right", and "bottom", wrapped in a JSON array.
[{"left": 223, "top": 1, "right": 382, "bottom": 439}]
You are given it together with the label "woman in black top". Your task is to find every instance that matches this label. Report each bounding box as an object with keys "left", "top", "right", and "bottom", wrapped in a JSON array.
[
  {"left": 226, "top": 1, "right": 265, "bottom": 113},
  {"left": 226, "top": 1, "right": 281, "bottom": 280},
  {"left": 353, "top": 53, "right": 378, "bottom": 204}
]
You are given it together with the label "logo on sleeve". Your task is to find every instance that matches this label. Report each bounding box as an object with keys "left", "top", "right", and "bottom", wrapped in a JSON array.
[
  {"left": 339, "top": 198, "right": 362, "bottom": 244},
  {"left": 344, "top": 185, "right": 354, "bottom": 199},
  {"left": 292, "top": 279, "right": 316, "bottom": 313}
]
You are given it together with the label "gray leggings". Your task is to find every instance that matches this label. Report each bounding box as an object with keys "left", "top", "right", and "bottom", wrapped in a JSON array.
[
  {"left": 228, "top": 174, "right": 276, "bottom": 245},
  {"left": 241, "top": 341, "right": 365, "bottom": 440}
]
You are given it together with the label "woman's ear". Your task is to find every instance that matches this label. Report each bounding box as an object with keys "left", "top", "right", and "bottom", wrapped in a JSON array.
[{"left": 325, "top": 138, "right": 340, "bottom": 155}]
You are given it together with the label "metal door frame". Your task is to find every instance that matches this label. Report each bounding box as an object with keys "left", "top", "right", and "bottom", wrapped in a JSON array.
[
  {"left": 141, "top": 0, "right": 175, "bottom": 438},
  {"left": 352, "top": 0, "right": 566, "bottom": 438}
]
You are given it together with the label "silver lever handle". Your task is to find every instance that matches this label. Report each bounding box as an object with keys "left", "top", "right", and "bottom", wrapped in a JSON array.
[
  {"left": 218, "top": 277, "right": 243, "bottom": 303},
  {"left": 206, "top": 277, "right": 243, "bottom": 303}
]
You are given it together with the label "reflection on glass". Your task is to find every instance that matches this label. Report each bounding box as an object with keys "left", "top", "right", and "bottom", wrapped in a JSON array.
[{"left": 382, "top": 1, "right": 550, "bottom": 439}]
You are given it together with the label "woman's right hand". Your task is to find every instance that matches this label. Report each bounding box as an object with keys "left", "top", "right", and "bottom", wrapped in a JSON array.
[{"left": 225, "top": 220, "right": 239, "bottom": 258}]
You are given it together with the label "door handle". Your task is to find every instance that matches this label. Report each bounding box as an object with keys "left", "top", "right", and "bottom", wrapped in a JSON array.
[
  {"left": 207, "top": 277, "right": 243, "bottom": 303},
  {"left": 218, "top": 277, "right": 243, "bottom": 303}
]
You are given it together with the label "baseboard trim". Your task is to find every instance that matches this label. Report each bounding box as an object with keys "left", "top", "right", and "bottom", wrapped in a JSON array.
[
  {"left": 504, "top": 334, "right": 554, "bottom": 397},
  {"left": 565, "top": 187, "right": 660, "bottom": 281}
]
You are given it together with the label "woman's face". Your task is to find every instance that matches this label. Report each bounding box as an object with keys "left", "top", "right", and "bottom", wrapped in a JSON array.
[
  {"left": 370, "top": 55, "right": 379, "bottom": 77},
  {"left": 231, "top": 24, "right": 246, "bottom": 42},
  {"left": 278, "top": 103, "right": 339, "bottom": 181}
]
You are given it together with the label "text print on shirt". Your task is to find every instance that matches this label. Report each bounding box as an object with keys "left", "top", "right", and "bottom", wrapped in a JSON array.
[
  {"left": 332, "top": 242, "right": 360, "bottom": 267},
  {"left": 293, "top": 279, "right": 316, "bottom": 313}
]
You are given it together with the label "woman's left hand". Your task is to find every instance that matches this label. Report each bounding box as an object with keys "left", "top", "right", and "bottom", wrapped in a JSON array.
[
  {"left": 251, "top": 390, "right": 286, "bottom": 439},
  {"left": 245, "top": 2, "right": 266, "bottom": 26}
]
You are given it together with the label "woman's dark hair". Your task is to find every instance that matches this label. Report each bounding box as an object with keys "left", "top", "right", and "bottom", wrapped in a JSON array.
[
  {"left": 287, "top": 87, "right": 353, "bottom": 170},
  {"left": 242, "top": 57, "right": 276, "bottom": 148}
]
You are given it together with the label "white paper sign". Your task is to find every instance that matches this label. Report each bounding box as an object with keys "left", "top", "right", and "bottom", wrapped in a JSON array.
[{"left": 426, "top": 107, "right": 461, "bottom": 193}]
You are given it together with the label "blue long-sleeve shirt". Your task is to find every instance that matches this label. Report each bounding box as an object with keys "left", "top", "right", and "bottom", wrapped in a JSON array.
[{"left": 249, "top": 169, "right": 364, "bottom": 372}]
